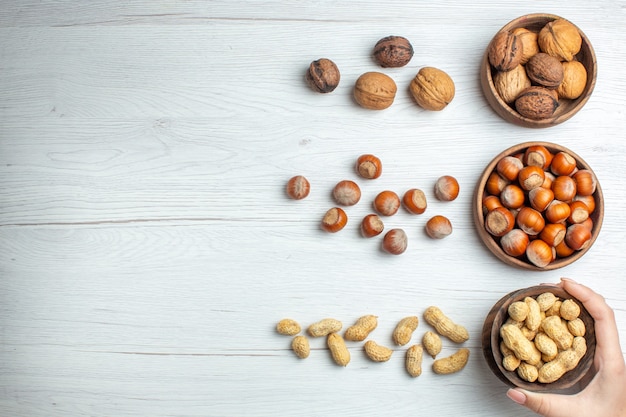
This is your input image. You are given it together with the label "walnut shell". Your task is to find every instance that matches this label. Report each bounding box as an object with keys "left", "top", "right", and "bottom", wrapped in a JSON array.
[
  {"left": 538, "top": 19, "right": 582, "bottom": 62},
  {"left": 557, "top": 60, "right": 588, "bottom": 99},
  {"left": 512, "top": 27, "right": 540, "bottom": 65},
  {"left": 305, "top": 58, "right": 340, "bottom": 93},
  {"left": 488, "top": 30, "right": 524, "bottom": 72},
  {"left": 354, "top": 72, "right": 397, "bottom": 110},
  {"left": 494, "top": 64, "right": 531, "bottom": 103},
  {"left": 373, "top": 35, "right": 414, "bottom": 68},
  {"left": 409, "top": 67, "right": 455, "bottom": 111},
  {"left": 526, "top": 53, "right": 564, "bottom": 89},
  {"left": 515, "top": 86, "right": 559, "bottom": 120}
]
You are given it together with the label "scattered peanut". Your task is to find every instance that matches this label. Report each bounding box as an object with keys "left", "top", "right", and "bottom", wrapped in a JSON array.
[
  {"left": 422, "top": 331, "right": 442, "bottom": 358},
  {"left": 308, "top": 318, "right": 342, "bottom": 337},
  {"left": 327, "top": 333, "right": 350, "bottom": 366},
  {"left": 424, "top": 306, "right": 469, "bottom": 343},
  {"left": 392, "top": 316, "right": 419, "bottom": 346},
  {"left": 432, "top": 348, "right": 470, "bottom": 374},
  {"left": 364, "top": 340, "right": 394, "bottom": 362},
  {"left": 276, "top": 318, "right": 302, "bottom": 336},
  {"left": 344, "top": 315, "right": 378, "bottom": 342},
  {"left": 292, "top": 335, "right": 310, "bottom": 359},
  {"left": 405, "top": 344, "right": 424, "bottom": 377}
]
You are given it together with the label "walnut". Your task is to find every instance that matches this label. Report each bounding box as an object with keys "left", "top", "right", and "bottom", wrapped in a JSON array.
[
  {"left": 409, "top": 67, "right": 455, "bottom": 111},
  {"left": 494, "top": 64, "right": 531, "bottom": 103},
  {"left": 373, "top": 35, "right": 414, "bottom": 68},
  {"left": 515, "top": 86, "right": 559, "bottom": 120},
  {"left": 305, "top": 58, "right": 340, "bottom": 93},
  {"left": 525, "top": 53, "right": 564, "bottom": 89},
  {"left": 557, "top": 60, "right": 588, "bottom": 100},
  {"left": 488, "top": 30, "right": 524, "bottom": 72},
  {"left": 353, "top": 72, "right": 397, "bottom": 110},
  {"left": 512, "top": 27, "right": 540, "bottom": 64},
  {"left": 538, "top": 19, "right": 582, "bottom": 62}
]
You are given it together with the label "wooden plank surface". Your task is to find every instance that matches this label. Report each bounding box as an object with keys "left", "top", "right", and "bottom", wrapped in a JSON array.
[{"left": 1, "top": 1, "right": 625, "bottom": 416}]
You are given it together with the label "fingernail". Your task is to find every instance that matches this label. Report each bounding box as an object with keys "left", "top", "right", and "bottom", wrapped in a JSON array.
[
  {"left": 507, "top": 388, "right": 527, "bottom": 405},
  {"left": 561, "top": 277, "right": 578, "bottom": 284}
]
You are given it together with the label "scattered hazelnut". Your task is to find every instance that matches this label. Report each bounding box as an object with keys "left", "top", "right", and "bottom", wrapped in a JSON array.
[
  {"left": 332, "top": 180, "right": 361, "bottom": 206},
  {"left": 402, "top": 189, "right": 427, "bottom": 214},
  {"left": 538, "top": 19, "right": 582, "bottom": 62},
  {"left": 361, "top": 214, "right": 384, "bottom": 238},
  {"left": 434, "top": 175, "right": 460, "bottom": 201},
  {"left": 354, "top": 72, "right": 397, "bottom": 110},
  {"left": 373, "top": 190, "right": 401, "bottom": 216},
  {"left": 557, "top": 60, "right": 587, "bottom": 100},
  {"left": 514, "top": 86, "right": 559, "bottom": 120},
  {"left": 409, "top": 67, "right": 455, "bottom": 111},
  {"left": 425, "top": 215, "right": 452, "bottom": 239},
  {"left": 373, "top": 35, "right": 414, "bottom": 68},
  {"left": 286, "top": 175, "right": 310, "bottom": 200},
  {"left": 321, "top": 207, "right": 348, "bottom": 233},
  {"left": 488, "top": 30, "right": 524, "bottom": 72},
  {"left": 305, "top": 58, "right": 340, "bottom": 93},
  {"left": 382, "top": 228, "right": 408, "bottom": 255},
  {"left": 525, "top": 53, "right": 564, "bottom": 89},
  {"left": 356, "top": 154, "right": 382, "bottom": 179}
]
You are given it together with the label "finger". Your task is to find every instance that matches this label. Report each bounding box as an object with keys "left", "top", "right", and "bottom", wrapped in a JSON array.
[
  {"left": 560, "top": 278, "right": 623, "bottom": 366},
  {"left": 508, "top": 388, "right": 582, "bottom": 417}
]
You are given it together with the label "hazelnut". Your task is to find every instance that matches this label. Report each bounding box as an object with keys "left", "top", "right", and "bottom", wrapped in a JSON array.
[
  {"left": 434, "top": 175, "right": 460, "bottom": 201},
  {"left": 488, "top": 30, "right": 524, "bottom": 72},
  {"left": 382, "top": 228, "right": 408, "bottom": 255},
  {"left": 525, "top": 53, "right": 564, "bottom": 89},
  {"left": 512, "top": 27, "right": 540, "bottom": 64},
  {"left": 538, "top": 19, "right": 582, "bottom": 62},
  {"left": 321, "top": 207, "right": 348, "bottom": 233},
  {"left": 557, "top": 60, "right": 587, "bottom": 100},
  {"left": 425, "top": 215, "right": 452, "bottom": 239},
  {"left": 373, "top": 190, "right": 401, "bottom": 216},
  {"left": 493, "top": 64, "right": 531, "bottom": 103},
  {"left": 356, "top": 154, "right": 383, "bottom": 179},
  {"left": 354, "top": 72, "right": 397, "bottom": 110},
  {"left": 403, "top": 189, "right": 427, "bottom": 214},
  {"left": 286, "top": 175, "right": 311, "bottom": 200},
  {"left": 332, "top": 180, "right": 361, "bottom": 206},
  {"left": 515, "top": 86, "right": 559, "bottom": 120},
  {"left": 373, "top": 35, "right": 414, "bottom": 68},
  {"left": 305, "top": 58, "right": 340, "bottom": 93},
  {"left": 361, "top": 214, "right": 384, "bottom": 238},
  {"left": 409, "top": 67, "right": 455, "bottom": 111}
]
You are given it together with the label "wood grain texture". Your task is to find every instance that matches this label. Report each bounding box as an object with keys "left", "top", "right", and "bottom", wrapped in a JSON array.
[{"left": 1, "top": 1, "right": 626, "bottom": 416}]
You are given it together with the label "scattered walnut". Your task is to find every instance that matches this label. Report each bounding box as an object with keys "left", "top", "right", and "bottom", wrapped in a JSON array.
[
  {"left": 373, "top": 35, "right": 414, "bottom": 68},
  {"left": 409, "top": 67, "right": 455, "bottom": 111},
  {"left": 353, "top": 72, "right": 397, "bottom": 110},
  {"left": 305, "top": 58, "right": 340, "bottom": 93}
]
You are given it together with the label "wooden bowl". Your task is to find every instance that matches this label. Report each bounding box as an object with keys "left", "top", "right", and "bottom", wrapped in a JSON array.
[
  {"left": 481, "top": 14, "right": 597, "bottom": 128},
  {"left": 482, "top": 285, "right": 596, "bottom": 392},
  {"left": 473, "top": 141, "right": 603, "bottom": 270}
]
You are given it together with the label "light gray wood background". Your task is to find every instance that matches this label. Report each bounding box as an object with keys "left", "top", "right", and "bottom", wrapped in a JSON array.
[{"left": 1, "top": 1, "right": 624, "bottom": 416}]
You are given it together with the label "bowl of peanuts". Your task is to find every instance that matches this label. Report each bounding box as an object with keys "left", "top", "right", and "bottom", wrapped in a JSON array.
[
  {"left": 482, "top": 285, "right": 596, "bottom": 392},
  {"left": 473, "top": 141, "right": 603, "bottom": 270}
]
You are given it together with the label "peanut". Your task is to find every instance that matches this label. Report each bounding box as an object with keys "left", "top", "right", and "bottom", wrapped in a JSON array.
[
  {"left": 534, "top": 331, "right": 558, "bottom": 359},
  {"left": 524, "top": 297, "right": 542, "bottom": 332},
  {"left": 572, "top": 336, "right": 587, "bottom": 358},
  {"left": 392, "top": 316, "right": 419, "bottom": 346},
  {"left": 541, "top": 315, "right": 573, "bottom": 350},
  {"left": 567, "top": 318, "right": 586, "bottom": 337},
  {"left": 364, "top": 340, "right": 393, "bottom": 362},
  {"left": 560, "top": 299, "right": 581, "bottom": 321},
  {"left": 327, "top": 333, "right": 350, "bottom": 366},
  {"left": 502, "top": 354, "right": 521, "bottom": 371},
  {"left": 517, "top": 362, "right": 539, "bottom": 382},
  {"left": 433, "top": 348, "right": 470, "bottom": 374},
  {"left": 537, "top": 350, "right": 581, "bottom": 383},
  {"left": 308, "top": 318, "right": 342, "bottom": 337},
  {"left": 291, "top": 335, "right": 310, "bottom": 359},
  {"left": 344, "top": 315, "right": 378, "bottom": 342},
  {"left": 545, "top": 300, "right": 563, "bottom": 317},
  {"left": 500, "top": 324, "right": 542, "bottom": 365},
  {"left": 424, "top": 306, "right": 469, "bottom": 343},
  {"left": 536, "top": 292, "right": 558, "bottom": 312},
  {"left": 276, "top": 318, "right": 301, "bottom": 336},
  {"left": 508, "top": 301, "right": 529, "bottom": 322},
  {"left": 405, "top": 344, "right": 424, "bottom": 377},
  {"left": 423, "top": 331, "right": 442, "bottom": 358}
]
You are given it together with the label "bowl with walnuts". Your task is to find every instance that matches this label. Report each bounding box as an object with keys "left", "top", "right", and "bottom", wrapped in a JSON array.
[
  {"left": 482, "top": 285, "right": 596, "bottom": 392},
  {"left": 481, "top": 14, "right": 597, "bottom": 128},
  {"left": 473, "top": 141, "right": 603, "bottom": 270}
]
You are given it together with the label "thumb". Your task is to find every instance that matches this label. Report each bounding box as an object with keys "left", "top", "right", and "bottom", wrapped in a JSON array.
[{"left": 507, "top": 388, "right": 580, "bottom": 417}]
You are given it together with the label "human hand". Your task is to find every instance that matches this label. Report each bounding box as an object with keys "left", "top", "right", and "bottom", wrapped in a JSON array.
[{"left": 506, "top": 278, "right": 626, "bottom": 417}]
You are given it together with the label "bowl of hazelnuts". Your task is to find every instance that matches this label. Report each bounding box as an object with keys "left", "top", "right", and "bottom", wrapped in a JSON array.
[
  {"left": 480, "top": 14, "right": 597, "bottom": 128},
  {"left": 473, "top": 141, "right": 603, "bottom": 270}
]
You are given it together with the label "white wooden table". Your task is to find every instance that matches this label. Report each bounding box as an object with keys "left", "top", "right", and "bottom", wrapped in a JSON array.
[{"left": 1, "top": 2, "right": 625, "bottom": 416}]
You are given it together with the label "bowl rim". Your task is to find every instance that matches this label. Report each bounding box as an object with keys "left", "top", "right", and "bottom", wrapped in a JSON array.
[
  {"left": 481, "top": 13, "right": 598, "bottom": 128},
  {"left": 473, "top": 141, "right": 604, "bottom": 271},
  {"left": 482, "top": 284, "right": 596, "bottom": 392}
]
